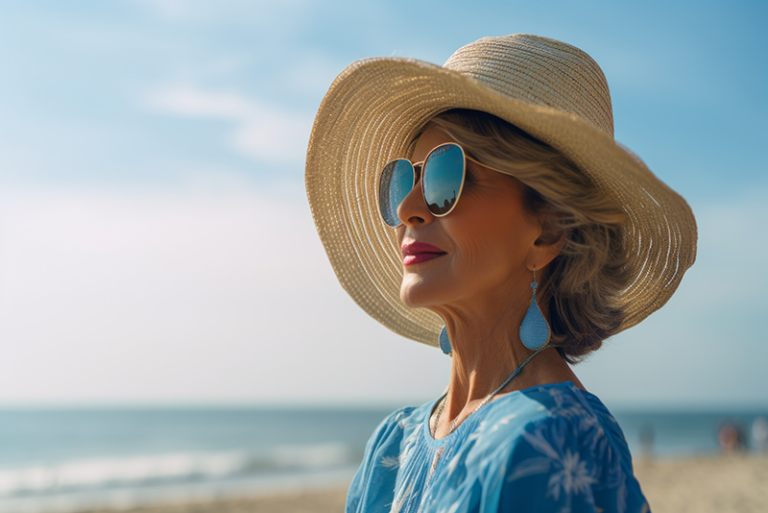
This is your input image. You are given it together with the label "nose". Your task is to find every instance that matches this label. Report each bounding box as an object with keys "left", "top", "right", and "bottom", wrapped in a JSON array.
[{"left": 396, "top": 168, "right": 435, "bottom": 227}]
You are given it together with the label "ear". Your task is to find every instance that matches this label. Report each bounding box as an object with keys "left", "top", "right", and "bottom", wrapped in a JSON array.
[{"left": 525, "top": 231, "right": 565, "bottom": 272}]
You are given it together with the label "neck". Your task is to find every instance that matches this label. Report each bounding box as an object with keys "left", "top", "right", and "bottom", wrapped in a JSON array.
[
  {"left": 448, "top": 321, "right": 528, "bottom": 402},
  {"left": 431, "top": 287, "right": 584, "bottom": 434}
]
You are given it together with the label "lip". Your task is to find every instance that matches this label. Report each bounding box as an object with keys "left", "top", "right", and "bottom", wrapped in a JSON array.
[{"left": 401, "top": 240, "right": 447, "bottom": 266}]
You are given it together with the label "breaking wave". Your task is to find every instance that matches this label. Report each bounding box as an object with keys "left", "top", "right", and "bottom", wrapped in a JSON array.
[{"left": 0, "top": 443, "right": 356, "bottom": 497}]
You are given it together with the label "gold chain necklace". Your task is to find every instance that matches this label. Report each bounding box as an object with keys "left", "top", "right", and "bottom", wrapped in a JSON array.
[{"left": 430, "top": 346, "right": 547, "bottom": 437}]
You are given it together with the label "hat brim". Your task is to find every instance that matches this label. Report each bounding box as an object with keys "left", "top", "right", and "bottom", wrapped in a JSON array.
[{"left": 305, "top": 56, "right": 697, "bottom": 347}]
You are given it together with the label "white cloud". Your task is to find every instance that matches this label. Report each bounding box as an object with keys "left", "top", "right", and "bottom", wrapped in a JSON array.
[
  {"left": 283, "top": 52, "right": 344, "bottom": 96},
  {"left": 0, "top": 183, "right": 449, "bottom": 405},
  {"left": 132, "top": 0, "right": 313, "bottom": 26},
  {"left": 147, "top": 85, "right": 312, "bottom": 164}
]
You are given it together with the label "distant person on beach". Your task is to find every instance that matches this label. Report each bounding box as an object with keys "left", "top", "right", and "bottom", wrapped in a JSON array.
[
  {"left": 306, "top": 34, "right": 697, "bottom": 512},
  {"left": 753, "top": 417, "right": 768, "bottom": 452},
  {"left": 639, "top": 425, "right": 655, "bottom": 460},
  {"left": 719, "top": 422, "right": 744, "bottom": 453}
]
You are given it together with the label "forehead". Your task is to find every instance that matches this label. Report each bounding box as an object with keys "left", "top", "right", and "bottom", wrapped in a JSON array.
[{"left": 412, "top": 126, "right": 455, "bottom": 162}]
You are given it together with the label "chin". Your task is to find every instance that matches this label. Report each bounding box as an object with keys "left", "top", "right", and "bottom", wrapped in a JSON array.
[{"left": 400, "top": 273, "right": 453, "bottom": 309}]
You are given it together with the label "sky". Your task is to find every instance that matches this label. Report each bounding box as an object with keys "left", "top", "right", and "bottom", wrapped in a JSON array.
[{"left": 0, "top": 0, "right": 766, "bottom": 409}]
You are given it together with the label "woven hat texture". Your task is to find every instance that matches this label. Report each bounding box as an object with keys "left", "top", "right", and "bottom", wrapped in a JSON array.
[{"left": 305, "top": 33, "right": 697, "bottom": 348}]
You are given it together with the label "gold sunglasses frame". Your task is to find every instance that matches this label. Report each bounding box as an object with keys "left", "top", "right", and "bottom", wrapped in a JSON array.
[{"left": 378, "top": 142, "right": 505, "bottom": 227}]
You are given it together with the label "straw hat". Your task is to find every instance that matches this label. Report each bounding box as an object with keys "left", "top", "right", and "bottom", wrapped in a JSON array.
[{"left": 305, "top": 33, "right": 697, "bottom": 348}]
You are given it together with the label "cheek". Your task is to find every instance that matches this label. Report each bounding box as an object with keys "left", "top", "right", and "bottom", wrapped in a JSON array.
[
  {"left": 448, "top": 206, "right": 533, "bottom": 273},
  {"left": 451, "top": 230, "right": 521, "bottom": 287},
  {"left": 451, "top": 225, "right": 500, "bottom": 267}
]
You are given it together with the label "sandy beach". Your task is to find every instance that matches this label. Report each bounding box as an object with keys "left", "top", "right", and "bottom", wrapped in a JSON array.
[
  {"left": 634, "top": 455, "right": 768, "bottom": 513},
  {"left": 85, "top": 455, "right": 768, "bottom": 513}
]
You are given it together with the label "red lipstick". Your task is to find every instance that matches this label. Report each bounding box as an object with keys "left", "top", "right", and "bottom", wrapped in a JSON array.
[{"left": 401, "top": 240, "right": 447, "bottom": 266}]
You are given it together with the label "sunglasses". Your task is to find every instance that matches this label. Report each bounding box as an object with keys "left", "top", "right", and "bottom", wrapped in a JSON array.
[{"left": 378, "top": 142, "right": 501, "bottom": 227}]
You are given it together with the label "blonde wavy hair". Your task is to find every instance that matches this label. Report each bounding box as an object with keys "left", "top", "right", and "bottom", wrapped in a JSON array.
[{"left": 419, "top": 109, "right": 631, "bottom": 362}]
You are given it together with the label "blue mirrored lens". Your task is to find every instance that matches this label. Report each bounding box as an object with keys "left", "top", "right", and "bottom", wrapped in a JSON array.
[
  {"left": 378, "top": 159, "right": 414, "bottom": 227},
  {"left": 423, "top": 144, "right": 464, "bottom": 215}
]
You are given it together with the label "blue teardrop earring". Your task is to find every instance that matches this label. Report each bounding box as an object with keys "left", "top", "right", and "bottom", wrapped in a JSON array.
[
  {"left": 519, "top": 266, "right": 551, "bottom": 350},
  {"left": 439, "top": 326, "right": 452, "bottom": 356}
]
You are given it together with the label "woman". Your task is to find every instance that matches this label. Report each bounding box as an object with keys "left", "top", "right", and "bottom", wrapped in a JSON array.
[{"left": 305, "top": 34, "right": 696, "bottom": 512}]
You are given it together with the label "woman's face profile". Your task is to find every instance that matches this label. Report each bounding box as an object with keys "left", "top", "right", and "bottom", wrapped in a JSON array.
[{"left": 396, "top": 126, "right": 545, "bottom": 311}]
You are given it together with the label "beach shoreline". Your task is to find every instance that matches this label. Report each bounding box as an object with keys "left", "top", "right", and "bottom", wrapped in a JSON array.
[
  {"left": 82, "top": 487, "right": 350, "bottom": 513},
  {"left": 71, "top": 454, "right": 768, "bottom": 513}
]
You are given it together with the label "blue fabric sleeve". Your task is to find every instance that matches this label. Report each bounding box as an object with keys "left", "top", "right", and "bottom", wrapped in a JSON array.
[
  {"left": 346, "top": 407, "right": 414, "bottom": 513},
  {"left": 499, "top": 414, "right": 650, "bottom": 513}
]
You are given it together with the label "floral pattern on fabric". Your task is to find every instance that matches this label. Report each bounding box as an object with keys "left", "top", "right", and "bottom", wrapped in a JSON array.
[{"left": 346, "top": 382, "right": 650, "bottom": 513}]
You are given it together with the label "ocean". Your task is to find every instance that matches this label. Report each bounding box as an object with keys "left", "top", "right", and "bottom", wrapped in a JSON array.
[{"left": 0, "top": 406, "right": 765, "bottom": 513}]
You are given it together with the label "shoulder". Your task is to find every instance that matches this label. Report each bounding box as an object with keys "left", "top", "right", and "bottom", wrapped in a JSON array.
[
  {"left": 504, "top": 384, "right": 625, "bottom": 484},
  {"left": 366, "top": 402, "right": 429, "bottom": 448},
  {"left": 496, "top": 382, "right": 649, "bottom": 513},
  {"left": 529, "top": 383, "right": 636, "bottom": 476},
  {"left": 345, "top": 402, "right": 432, "bottom": 512}
]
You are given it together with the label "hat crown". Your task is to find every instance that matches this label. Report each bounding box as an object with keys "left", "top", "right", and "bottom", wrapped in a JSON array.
[{"left": 444, "top": 34, "right": 614, "bottom": 136}]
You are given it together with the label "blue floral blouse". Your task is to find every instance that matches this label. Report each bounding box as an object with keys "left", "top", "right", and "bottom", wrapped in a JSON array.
[{"left": 346, "top": 382, "right": 650, "bottom": 513}]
